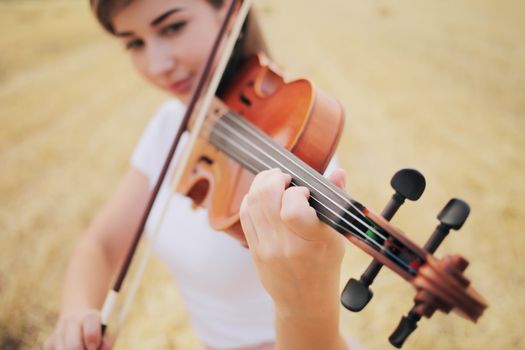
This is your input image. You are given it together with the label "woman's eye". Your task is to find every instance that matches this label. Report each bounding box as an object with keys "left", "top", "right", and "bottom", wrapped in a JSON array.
[
  {"left": 125, "top": 39, "right": 144, "bottom": 50},
  {"left": 162, "top": 21, "right": 187, "bottom": 35}
]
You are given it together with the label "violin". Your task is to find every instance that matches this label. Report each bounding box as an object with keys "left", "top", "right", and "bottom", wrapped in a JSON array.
[
  {"left": 100, "top": 1, "right": 487, "bottom": 347},
  {"left": 178, "top": 52, "right": 487, "bottom": 348}
]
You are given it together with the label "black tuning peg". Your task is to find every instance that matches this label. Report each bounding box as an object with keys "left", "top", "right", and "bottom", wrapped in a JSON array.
[
  {"left": 425, "top": 198, "right": 470, "bottom": 253},
  {"left": 388, "top": 198, "right": 471, "bottom": 348},
  {"left": 389, "top": 309, "right": 421, "bottom": 348},
  {"left": 386, "top": 168, "right": 428, "bottom": 217},
  {"left": 341, "top": 169, "right": 426, "bottom": 312}
]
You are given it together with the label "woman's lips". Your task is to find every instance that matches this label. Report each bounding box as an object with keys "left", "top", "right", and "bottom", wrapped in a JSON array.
[{"left": 169, "top": 75, "right": 193, "bottom": 94}]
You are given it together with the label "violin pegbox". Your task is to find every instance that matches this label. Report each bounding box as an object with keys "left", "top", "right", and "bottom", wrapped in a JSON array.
[{"left": 341, "top": 168, "right": 426, "bottom": 312}]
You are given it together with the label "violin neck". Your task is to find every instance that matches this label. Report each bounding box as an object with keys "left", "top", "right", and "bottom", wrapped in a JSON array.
[
  {"left": 209, "top": 110, "right": 358, "bottom": 220},
  {"left": 208, "top": 111, "right": 425, "bottom": 277}
]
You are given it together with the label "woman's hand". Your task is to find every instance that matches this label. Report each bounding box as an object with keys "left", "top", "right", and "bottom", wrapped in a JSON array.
[
  {"left": 44, "top": 309, "right": 111, "bottom": 350},
  {"left": 44, "top": 168, "right": 150, "bottom": 350},
  {"left": 240, "top": 168, "right": 347, "bottom": 319},
  {"left": 240, "top": 168, "right": 349, "bottom": 349}
]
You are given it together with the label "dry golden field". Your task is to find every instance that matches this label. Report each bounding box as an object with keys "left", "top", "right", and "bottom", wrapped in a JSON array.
[{"left": 1, "top": 0, "right": 524, "bottom": 349}]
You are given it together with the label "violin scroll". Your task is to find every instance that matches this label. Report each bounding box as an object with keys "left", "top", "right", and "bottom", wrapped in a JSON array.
[{"left": 391, "top": 253, "right": 485, "bottom": 348}]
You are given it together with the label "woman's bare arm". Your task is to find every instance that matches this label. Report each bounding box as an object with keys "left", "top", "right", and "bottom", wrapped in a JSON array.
[
  {"left": 240, "top": 169, "right": 348, "bottom": 350},
  {"left": 45, "top": 167, "right": 151, "bottom": 350}
]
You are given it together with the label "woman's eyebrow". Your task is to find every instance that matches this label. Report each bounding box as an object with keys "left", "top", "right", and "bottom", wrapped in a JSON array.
[
  {"left": 115, "top": 31, "right": 133, "bottom": 37},
  {"left": 151, "top": 8, "right": 183, "bottom": 26},
  {"left": 114, "top": 8, "right": 183, "bottom": 37}
]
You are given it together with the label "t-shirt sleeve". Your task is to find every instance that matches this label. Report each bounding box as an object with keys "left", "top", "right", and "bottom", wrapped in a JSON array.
[{"left": 130, "top": 100, "right": 187, "bottom": 189}]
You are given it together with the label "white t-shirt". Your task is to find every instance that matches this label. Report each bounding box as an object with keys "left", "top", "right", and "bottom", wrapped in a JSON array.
[{"left": 131, "top": 99, "right": 339, "bottom": 349}]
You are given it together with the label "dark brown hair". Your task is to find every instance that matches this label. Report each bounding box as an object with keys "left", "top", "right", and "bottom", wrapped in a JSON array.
[{"left": 89, "top": 0, "right": 224, "bottom": 34}]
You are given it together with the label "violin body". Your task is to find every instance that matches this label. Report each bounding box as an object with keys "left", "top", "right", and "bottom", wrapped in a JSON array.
[{"left": 176, "top": 54, "right": 345, "bottom": 242}]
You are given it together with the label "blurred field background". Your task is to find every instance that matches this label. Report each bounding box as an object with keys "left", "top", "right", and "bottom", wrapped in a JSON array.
[{"left": 1, "top": 0, "right": 524, "bottom": 349}]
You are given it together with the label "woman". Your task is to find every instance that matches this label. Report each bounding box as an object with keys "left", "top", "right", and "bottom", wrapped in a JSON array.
[{"left": 44, "top": 1, "right": 354, "bottom": 349}]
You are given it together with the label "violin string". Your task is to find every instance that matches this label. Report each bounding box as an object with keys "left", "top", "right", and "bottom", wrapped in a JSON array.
[
  {"left": 216, "top": 112, "right": 387, "bottom": 241},
  {"left": 220, "top": 113, "right": 389, "bottom": 242},
  {"left": 207, "top": 124, "right": 415, "bottom": 274},
  {"left": 237, "top": 154, "right": 382, "bottom": 240},
  {"left": 224, "top": 144, "right": 386, "bottom": 248},
  {"left": 222, "top": 114, "right": 364, "bottom": 212},
  {"left": 204, "top": 122, "right": 416, "bottom": 273},
  {"left": 217, "top": 113, "right": 419, "bottom": 272},
  {"left": 233, "top": 155, "right": 356, "bottom": 234},
  {"left": 205, "top": 118, "right": 381, "bottom": 241}
]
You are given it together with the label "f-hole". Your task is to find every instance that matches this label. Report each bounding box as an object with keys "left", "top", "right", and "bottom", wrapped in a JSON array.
[
  {"left": 240, "top": 93, "right": 252, "bottom": 106},
  {"left": 200, "top": 156, "right": 214, "bottom": 165},
  {"left": 187, "top": 179, "right": 210, "bottom": 207}
]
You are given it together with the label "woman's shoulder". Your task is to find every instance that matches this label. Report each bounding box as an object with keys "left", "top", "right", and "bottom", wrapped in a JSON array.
[{"left": 148, "top": 99, "right": 187, "bottom": 131}]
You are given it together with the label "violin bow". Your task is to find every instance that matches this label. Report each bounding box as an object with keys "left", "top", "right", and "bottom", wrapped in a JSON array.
[{"left": 99, "top": 0, "right": 254, "bottom": 339}]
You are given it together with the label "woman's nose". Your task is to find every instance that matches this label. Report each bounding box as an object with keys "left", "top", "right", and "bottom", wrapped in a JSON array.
[{"left": 146, "top": 41, "right": 176, "bottom": 76}]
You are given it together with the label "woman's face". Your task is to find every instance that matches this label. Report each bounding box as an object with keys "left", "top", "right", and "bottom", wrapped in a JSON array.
[{"left": 112, "top": 0, "right": 227, "bottom": 104}]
